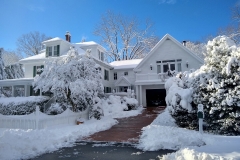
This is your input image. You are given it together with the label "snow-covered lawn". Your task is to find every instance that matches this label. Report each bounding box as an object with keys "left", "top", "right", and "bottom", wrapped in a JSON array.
[
  {"left": 0, "top": 96, "right": 143, "bottom": 160},
  {"left": 137, "top": 109, "right": 240, "bottom": 160}
]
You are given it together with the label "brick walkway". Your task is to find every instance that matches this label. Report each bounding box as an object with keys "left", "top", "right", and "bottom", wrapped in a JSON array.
[{"left": 85, "top": 107, "right": 165, "bottom": 143}]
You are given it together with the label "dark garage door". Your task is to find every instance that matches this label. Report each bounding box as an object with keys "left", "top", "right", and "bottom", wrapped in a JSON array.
[{"left": 146, "top": 89, "right": 166, "bottom": 107}]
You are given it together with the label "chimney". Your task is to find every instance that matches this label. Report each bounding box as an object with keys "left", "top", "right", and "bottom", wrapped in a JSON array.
[
  {"left": 182, "top": 40, "right": 186, "bottom": 46},
  {"left": 65, "top": 31, "right": 71, "bottom": 42}
]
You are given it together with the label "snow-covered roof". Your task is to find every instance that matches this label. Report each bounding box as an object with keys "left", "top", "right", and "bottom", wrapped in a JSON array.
[
  {"left": 42, "top": 37, "right": 65, "bottom": 43},
  {"left": 19, "top": 52, "right": 46, "bottom": 63},
  {"left": 110, "top": 59, "right": 143, "bottom": 69},
  {"left": 75, "top": 41, "right": 98, "bottom": 46}
]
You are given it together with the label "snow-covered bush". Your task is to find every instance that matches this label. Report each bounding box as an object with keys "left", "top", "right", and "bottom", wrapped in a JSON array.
[
  {"left": 33, "top": 48, "right": 104, "bottom": 114},
  {"left": 89, "top": 96, "right": 104, "bottom": 120},
  {"left": 122, "top": 96, "right": 138, "bottom": 111},
  {"left": 165, "top": 76, "right": 198, "bottom": 129},
  {"left": 192, "top": 36, "right": 240, "bottom": 135},
  {"left": 102, "top": 95, "right": 140, "bottom": 117},
  {"left": 166, "top": 36, "right": 240, "bottom": 135},
  {"left": 46, "top": 103, "right": 66, "bottom": 115},
  {"left": 0, "top": 96, "right": 49, "bottom": 115}
]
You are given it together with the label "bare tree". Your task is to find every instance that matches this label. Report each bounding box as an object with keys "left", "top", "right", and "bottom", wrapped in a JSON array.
[
  {"left": 94, "top": 11, "right": 159, "bottom": 61},
  {"left": 217, "top": 4, "right": 240, "bottom": 44},
  {"left": 185, "top": 41, "right": 206, "bottom": 59},
  {"left": 16, "top": 31, "right": 51, "bottom": 57},
  {"left": 2, "top": 50, "right": 22, "bottom": 66}
]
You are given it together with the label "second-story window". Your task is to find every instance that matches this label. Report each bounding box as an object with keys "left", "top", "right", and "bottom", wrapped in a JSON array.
[
  {"left": 114, "top": 72, "right": 117, "bottom": 80},
  {"left": 46, "top": 45, "right": 60, "bottom": 57},
  {"left": 98, "top": 50, "right": 104, "bottom": 61},
  {"left": 124, "top": 72, "right": 128, "bottom": 76},
  {"left": 104, "top": 69, "right": 109, "bottom": 81},
  {"left": 156, "top": 59, "right": 181, "bottom": 73},
  {"left": 46, "top": 46, "right": 52, "bottom": 56}
]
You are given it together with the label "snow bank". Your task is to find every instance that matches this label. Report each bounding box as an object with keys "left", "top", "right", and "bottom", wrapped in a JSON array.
[
  {"left": 137, "top": 108, "right": 240, "bottom": 160},
  {"left": 161, "top": 135, "right": 240, "bottom": 160},
  {"left": 102, "top": 95, "right": 143, "bottom": 118},
  {"left": 0, "top": 117, "right": 117, "bottom": 160},
  {"left": 137, "top": 125, "right": 210, "bottom": 151}
]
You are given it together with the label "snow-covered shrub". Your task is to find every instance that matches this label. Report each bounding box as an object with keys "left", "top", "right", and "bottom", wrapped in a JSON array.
[
  {"left": 166, "top": 36, "right": 240, "bottom": 135},
  {"left": 89, "top": 96, "right": 104, "bottom": 120},
  {"left": 46, "top": 103, "right": 66, "bottom": 115},
  {"left": 33, "top": 48, "right": 104, "bottom": 113},
  {"left": 102, "top": 95, "right": 140, "bottom": 117},
  {"left": 165, "top": 76, "right": 198, "bottom": 129},
  {"left": 0, "top": 96, "right": 49, "bottom": 115},
  {"left": 192, "top": 36, "right": 240, "bottom": 135},
  {"left": 122, "top": 96, "right": 138, "bottom": 111}
]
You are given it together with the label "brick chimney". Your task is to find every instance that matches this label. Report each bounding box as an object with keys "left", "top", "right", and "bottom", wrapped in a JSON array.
[
  {"left": 65, "top": 31, "right": 71, "bottom": 42},
  {"left": 182, "top": 40, "right": 186, "bottom": 46}
]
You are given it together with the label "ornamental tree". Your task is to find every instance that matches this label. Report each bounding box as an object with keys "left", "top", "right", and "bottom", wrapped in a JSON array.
[{"left": 33, "top": 48, "right": 104, "bottom": 112}]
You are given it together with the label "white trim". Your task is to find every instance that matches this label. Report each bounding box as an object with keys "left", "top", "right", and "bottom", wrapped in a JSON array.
[{"left": 114, "top": 76, "right": 131, "bottom": 86}]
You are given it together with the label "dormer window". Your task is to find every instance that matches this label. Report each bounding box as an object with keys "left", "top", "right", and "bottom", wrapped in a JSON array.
[
  {"left": 98, "top": 50, "right": 104, "bottom": 61},
  {"left": 46, "top": 45, "right": 60, "bottom": 57}
]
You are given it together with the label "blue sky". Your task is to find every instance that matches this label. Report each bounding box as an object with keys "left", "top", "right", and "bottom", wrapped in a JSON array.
[{"left": 0, "top": 0, "right": 239, "bottom": 51}]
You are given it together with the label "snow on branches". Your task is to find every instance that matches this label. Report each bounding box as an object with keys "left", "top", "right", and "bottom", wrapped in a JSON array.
[
  {"left": 166, "top": 36, "right": 240, "bottom": 135},
  {"left": 33, "top": 47, "right": 104, "bottom": 113}
]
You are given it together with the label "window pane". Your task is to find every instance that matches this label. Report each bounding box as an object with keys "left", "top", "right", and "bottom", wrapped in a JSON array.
[
  {"left": 178, "top": 63, "right": 181, "bottom": 72},
  {"left": 157, "top": 65, "right": 161, "bottom": 73},
  {"left": 170, "top": 64, "right": 175, "bottom": 70},
  {"left": 49, "top": 46, "right": 52, "bottom": 56},
  {"left": 163, "top": 64, "right": 168, "bottom": 72},
  {"left": 54, "top": 46, "right": 57, "bottom": 56}
]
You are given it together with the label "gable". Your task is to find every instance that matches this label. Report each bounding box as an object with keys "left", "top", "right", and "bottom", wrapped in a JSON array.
[
  {"left": 115, "top": 76, "right": 131, "bottom": 86},
  {"left": 134, "top": 34, "right": 204, "bottom": 73}
]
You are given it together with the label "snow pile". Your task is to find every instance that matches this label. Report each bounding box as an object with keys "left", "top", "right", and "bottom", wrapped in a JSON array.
[
  {"left": 102, "top": 95, "right": 142, "bottom": 118},
  {"left": 151, "top": 107, "right": 176, "bottom": 127},
  {"left": 137, "top": 107, "right": 240, "bottom": 160},
  {"left": 0, "top": 117, "right": 118, "bottom": 160},
  {"left": 161, "top": 148, "right": 226, "bottom": 160}
]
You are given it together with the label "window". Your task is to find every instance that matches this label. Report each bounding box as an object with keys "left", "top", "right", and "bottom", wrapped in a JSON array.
[
  {"left": 124, "top": 72, "right": 128, "bottom": 76},
  {"left": 46, "top": 45, "right": 59, "bottom": 57},
  {"left": 104, "top": 87, "right": 111, "bottom": 93},
  {"left": 156, "top": 59, "right": 182, "bottom": 73},
  {"left": 101, "top": 52, "right": 104, "bottom": 61},
  {"left": 163, "top": 64, "right": 169, "bottom": 72},
  {"left": 114, "top": 72, "right": 117, "bottom": 80},
  {"left": 104, "top": 69, "right": 109, "bottom": 80},
  {"left": 33, "top": 65, "right": 44, "bottom": 77},
  {"left": 46, "top": 46, "right": 52, "bottom": 56},
  {"left": 157, "top": 65, "right": 161, "bottom": 73},
  {"left": 177, "top": 63, "right": 181, "bottom": 72},
  {"left": 98, "top": 50, "right": 104, "bottom": 61}
]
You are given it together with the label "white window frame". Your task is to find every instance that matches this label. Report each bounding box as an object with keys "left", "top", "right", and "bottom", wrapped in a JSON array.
[{"left": 156, "top": 59, "right": 182, "bottom": 73}]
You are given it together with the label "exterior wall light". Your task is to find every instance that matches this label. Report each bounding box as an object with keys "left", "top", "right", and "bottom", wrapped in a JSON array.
[
  {"left": 150, "top": 64, "right": 153, "bottom": 70},
  {"left": 186, "top": 61, "right": 189, "bottom": 68}
]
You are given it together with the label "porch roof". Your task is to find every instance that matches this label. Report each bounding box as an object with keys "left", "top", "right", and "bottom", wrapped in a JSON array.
[
  {"left": 0, "top": 78, "right": 34, "bottom": 87},
  {"left": 114, "top": 76, "right": 131, "bottom": 86}
]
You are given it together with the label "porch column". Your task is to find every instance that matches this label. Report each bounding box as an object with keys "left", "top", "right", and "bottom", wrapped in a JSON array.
[
  {"left": 11, "top": 86, "right": 14, "bottom": 97},
  {"left": 40, "top": 89, "right": 42, "bottom": 96},
  {"left": 139, "top": 85, "right": 142, "bottom": 106},
  {"left": 136, "top": 85, "right": 139, "bottom": 102},
  {"left": 24, "top": 85, "right": 27, "bottom": 97}
]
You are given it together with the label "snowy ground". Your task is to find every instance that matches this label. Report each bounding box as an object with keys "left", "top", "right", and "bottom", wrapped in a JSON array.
[
  {"left": 0, "top": 101, "right": 143, "bottom": 160},
  {"left": 137, "top": 108, "right": 240, "bottom": 160}
]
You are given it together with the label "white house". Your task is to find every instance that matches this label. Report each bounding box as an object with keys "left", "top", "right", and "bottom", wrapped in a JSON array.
[{"left": 0, "top": 32, "right": 204, "bottom": 107}]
